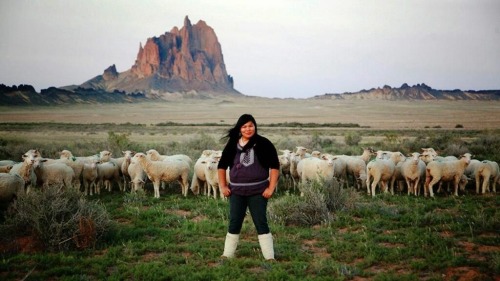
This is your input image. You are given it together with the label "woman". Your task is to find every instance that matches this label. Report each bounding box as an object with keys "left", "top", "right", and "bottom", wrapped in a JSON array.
[{"left": 217, "top": 114, "right": 280, "bottom": 260}]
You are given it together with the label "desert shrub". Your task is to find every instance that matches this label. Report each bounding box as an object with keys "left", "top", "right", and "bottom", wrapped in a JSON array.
[
  {"left": 2, "top": 185, "right": 112, "bottom": 251},
  {"left": 344, "top": 132, "right": 362, "bottom": 146},
  {"left": 268, "top": 180, "right": 357, "bottom": 227},
  {"left": 107, "top": 131, "right": 131, "bottom": 153},
  {"left": 455, "top": 124, "right": 464, "bottom": 128}
]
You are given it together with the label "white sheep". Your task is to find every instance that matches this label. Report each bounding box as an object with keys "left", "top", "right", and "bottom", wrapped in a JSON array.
[
  {"left": 332, "top": 156, "right": 349, "bottom": 189},
  {"left": 366, "top": 152, "right": 406, "bottom": 197},
  {"left": 82, "top": 160, "right": 99, "bottom": 196},
  {"left": 132, "top": 153, "right": 190, "bottom": 198},
  {"left": 357, "top": 147, "right": 375, "bottom": 164},
  {"left": 289, "top": 146, "right": 311, "bottom": 189},
  {"left": 296, "top": 155, "right": 336, "bottom": 195},
  {"left": 0, "top": 160, "right": 16, "bottom": 166},
  {"left": 278, "top": 149, "right": 293, "bottom": 189},
  {"left": 33, "top": 158, "right": 75, "bottom": 191},
  {"left": 145, "top": 149, "right": 193, "bottom": 166},
  {"left": 0, "top": 173, "right": 25, "bottom": 204},
  {"left": 58, "top": 149, "right": 85, "bottom": 190},
  {"left": 425, "top": 154, "right": 471, "bottom": 197},
  {"left": 190, "top": 150, "right": 219, "bottom": 196},
  {"left": 96, "top": 161, "right": 123, "bottom": 193},
  {"left": 128, "top": 157, "right": 147, "bottom": 193},
  {"left": 399, "top": 152, "right": 426, "bottom": 196},
  {"left": 473, "top": 160, "right": 499, "bottom": 194},
  {"left": 333, "top": 155, "right": 366, "bottom": 190},
  {"left": 9, "top": 149, "right": 39, "bottom": 193},
  {"left": 204, "top": 156, "right": 223, "bottom": 199},
  {"left": 0, "top": 165, "right": 13, "bottom": 173},
  {"left": 121, "top": 150, "right": 136, "bottom": 191}
]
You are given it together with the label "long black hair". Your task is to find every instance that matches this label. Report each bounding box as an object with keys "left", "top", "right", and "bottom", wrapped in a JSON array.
[{"left": 221, "top": 114, "right": 258, "bottom": 150}]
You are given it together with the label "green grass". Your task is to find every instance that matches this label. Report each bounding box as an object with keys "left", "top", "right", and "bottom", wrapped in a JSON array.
[
  {"left": 1, "top": 185, "right": 498, "bottom": 281},
  {"left": 0, "top": 124, "right": 499, "bottom": 280}
]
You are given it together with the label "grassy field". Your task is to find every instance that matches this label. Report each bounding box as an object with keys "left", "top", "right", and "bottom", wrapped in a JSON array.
[{"left": 0, "top": 98, "right": 499, "bottom": 280}]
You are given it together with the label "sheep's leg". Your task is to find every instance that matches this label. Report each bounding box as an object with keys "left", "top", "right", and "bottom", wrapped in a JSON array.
[
  {"left": 482, "top": 174, "right": 490, "bottom": 194},
  {"left": 370, "top": 175, "right": 380, "bottom": 197},
  {"left": 366, "top": 174, "right": 371, "bottom": 196},
  {"left": 427, "top": 178, "right": 440, "bottom": 197},
  {"left": 475, "top": 174, "right": 481, "bottom": 194},
  {"left": 212, "top": 184, "right": 218, "bottom": 199},
  {"left": 405, "top": 179, "right": 412, "bottom": 196},
  {"left": 414, "top": 178, "right": 420, "bottom": 196},
  {"left": 453, "top": 177, "right": 460, "bottom": 196},
  {"left": 183, "top": 176, "right": 189, "bottom": 197},
  {"left": 153, "top": 180, "right": 160, "bottom": 198}
]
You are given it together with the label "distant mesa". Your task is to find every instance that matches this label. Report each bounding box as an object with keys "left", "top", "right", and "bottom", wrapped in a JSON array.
[
  {"left": 78, "top": 16, "right": 239, "bottom": 96},
  {"left": 312, "top": 83, "right": 500, "bottom": 101}
]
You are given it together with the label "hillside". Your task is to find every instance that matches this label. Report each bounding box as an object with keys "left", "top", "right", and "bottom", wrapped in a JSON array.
[{"left": 313, "top": 83, "right": 500, "bottom": 101}]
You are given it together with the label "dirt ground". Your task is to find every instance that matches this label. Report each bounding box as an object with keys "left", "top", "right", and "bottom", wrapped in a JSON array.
[{"left": 1, "top": 97, "right": 499, "bottom": 129}]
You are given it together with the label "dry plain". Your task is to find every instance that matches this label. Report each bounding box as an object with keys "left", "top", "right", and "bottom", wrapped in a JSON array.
[{"left": 1, "top": 97, "right": 499, "bottom": 129}]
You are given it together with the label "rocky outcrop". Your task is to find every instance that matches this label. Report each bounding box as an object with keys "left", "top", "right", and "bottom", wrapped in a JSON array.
[
  {"left": 313, "top": 84, "right": 500, "bottom": 101},
  {"left": 80, "top": 16, "right": 238, "bottom": 95},
  {"left": 0, "top": 84, "right": 146, "bottom": 106}
]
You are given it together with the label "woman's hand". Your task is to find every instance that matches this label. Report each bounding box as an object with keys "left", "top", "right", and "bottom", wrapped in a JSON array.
[
  {"left": 262, "top": 187, "right": 274, "bottom": 199},
  {"left": 220, "top": 185, "right": 231, "bottom": 197}
]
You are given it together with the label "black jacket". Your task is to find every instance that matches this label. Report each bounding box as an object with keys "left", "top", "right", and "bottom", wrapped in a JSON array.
[{"left": 218, "top": 134, "right": 280, "bottom": 171}]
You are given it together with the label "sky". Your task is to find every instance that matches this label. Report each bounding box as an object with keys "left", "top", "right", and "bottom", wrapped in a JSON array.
[{"left": 1, "top": 0, "right": 499, "bottom": 99}]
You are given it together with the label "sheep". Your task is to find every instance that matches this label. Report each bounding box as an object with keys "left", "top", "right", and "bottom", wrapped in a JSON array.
[
  {"left": 289, "top": 146, "right": 311, "bottom": 189},
  {"left": 0, "top": 173, "right": 25, "bottom": 205},
  {"left": 330, "top": 156, "right": 348, "bottom": 189},
  {"left": 132, "top": 153, "right": 190, "bottom": 198},
  {"left": 204, "top": 156, "right": 223, "bottom": 199},
  {"left": 366, "top": 152, "right": 406, "bottom": 197},
  {"left": 0, "top": 160, "right": 16, "bottom": 166},
  {"left": 278, "top": 149, "right": 293, "bottom": 189},
  {"left": 82, "top": 160, "right": 99, "bottom": 196},
  {"left": 311, "top": 151, "right": 322, "bottom": 158},
  {"left": 128, "top": 157, "right": 147, "bottom": 193},
  {"left": 399, "top": 152, "right": 426, "bottom": 196},
  {"left": 145, "top": 149, "right": 193, "bottom": 166},
  {"left": 333, "top": 155, "right": 366, "bottom": 190},
  {"left": 473, "top": 160, "right": 499, "bottom": 194},
  {"left": 9, "top": 149, "right": 39, "bottom": 193},
  {"left": 424, "top": 154, "right": 471, "bottom": 197},
  {"left": 96, "top": 161, "right": 123, "bottom": 193},
  {"left": 0, "top": 165, "right": 13, "bottom": 173},
  {"left": 296, "top": 154, "right": 336, "bottom": 195},
  {"left": 121, "top": 150, "right": 136, "bottom": 191},
  {"left": 190, "top": 150, "right": 218, "bottom": 196},
  {"left": 357, "top": 147, "right": 375, "bottom": 164},
  {"left": 375, "top": 150, "right": 393, "bottom": 160},
  {"left": 33, "top": 158, "right": 75, "bottom": 191},
  {"left": 58, "top": 150, "right": 85, "bottom": 190}
]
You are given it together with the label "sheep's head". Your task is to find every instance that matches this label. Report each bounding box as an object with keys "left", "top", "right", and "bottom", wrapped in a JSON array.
[
  {"left": 22, "top": 149, "right": 40, "bottom": 164},
  {"left": 99, "top": 150, "right": 112, "bottom": 161}
]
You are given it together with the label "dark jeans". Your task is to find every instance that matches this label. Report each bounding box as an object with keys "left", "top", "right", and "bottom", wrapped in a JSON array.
[{"left": 228, "top": 193, "right": 270, "bottom": 235}]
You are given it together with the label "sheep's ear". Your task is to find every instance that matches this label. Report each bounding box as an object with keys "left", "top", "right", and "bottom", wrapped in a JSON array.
[{"left": 41, "top": 159, "right": 48, "bottom": 162}]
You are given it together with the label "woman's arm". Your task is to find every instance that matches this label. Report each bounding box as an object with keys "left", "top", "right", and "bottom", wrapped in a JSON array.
[
  {"left": 218, "top": 168, "right": 231, "bottom": 197},
  {"left": 262, "top": 168, "right": 279, "bottom": 199}
]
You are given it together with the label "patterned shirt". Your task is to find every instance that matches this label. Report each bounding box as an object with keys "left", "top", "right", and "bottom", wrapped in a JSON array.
[{"left": 229, "top": 143, "right": 270, "bottom": 196}]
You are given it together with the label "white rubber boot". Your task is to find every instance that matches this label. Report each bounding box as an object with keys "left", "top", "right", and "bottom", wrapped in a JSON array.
[
  {"left": 258, "top": 233, "right": 275, "bottom": 260},
  {"left": 222, "top": 233, "right": 240, "bottom": 258}
]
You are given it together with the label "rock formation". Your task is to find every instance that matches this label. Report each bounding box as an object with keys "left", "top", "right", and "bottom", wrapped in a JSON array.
[
  {"left": 313, "top": 83, "right": 500, "bottom": 101},
  {"left": 80, "top": 16, "right": 238, "bottom": 95}
]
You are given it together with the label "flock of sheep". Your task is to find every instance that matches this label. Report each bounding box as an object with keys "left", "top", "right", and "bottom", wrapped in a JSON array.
[
  {"left": 281, "top": 146, "right": 499, "bottom": 197},
  {"left": 0, "top": 144, "right": 498, "bottom": 205}
]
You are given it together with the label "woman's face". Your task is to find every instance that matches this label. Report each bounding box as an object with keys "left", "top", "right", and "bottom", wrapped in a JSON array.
[{"left": 240, "top": 121, "right": 256, "bottom": 140}]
